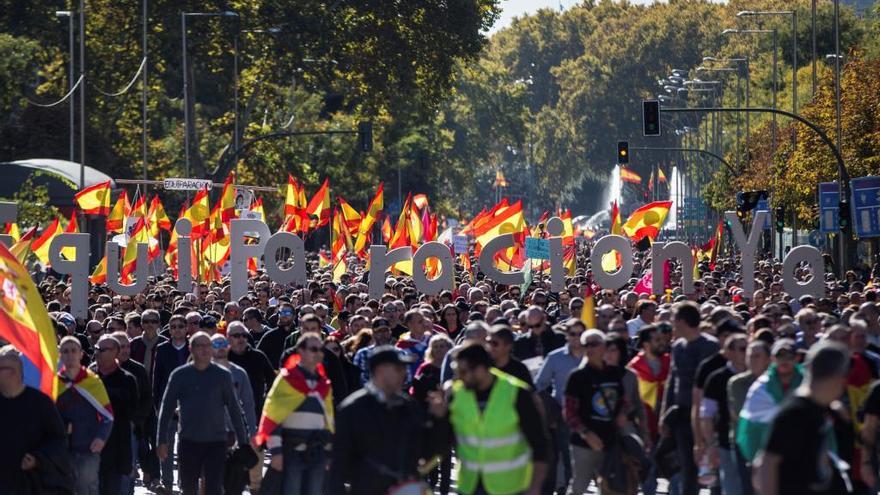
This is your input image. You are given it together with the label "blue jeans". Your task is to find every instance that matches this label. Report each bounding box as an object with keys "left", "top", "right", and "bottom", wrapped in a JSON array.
[
  {"left": 72, "top": 451, "right": 100, "bottom": 495},
  {"left": 719, "top": 447, "right": 742, "bottom": 495},
  {"left": 281, "top": 448, "right": 327, "bottom": 495}
]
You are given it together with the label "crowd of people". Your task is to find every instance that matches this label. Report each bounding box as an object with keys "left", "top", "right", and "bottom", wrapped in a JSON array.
[{"left": 1, "top": 243, "right": 880, "bottom": 495}]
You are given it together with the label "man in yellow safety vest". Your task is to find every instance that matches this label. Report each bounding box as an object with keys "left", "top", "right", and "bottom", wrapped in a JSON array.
[{"left": 436, "top": 341, "right": 550, "bottom": 495}]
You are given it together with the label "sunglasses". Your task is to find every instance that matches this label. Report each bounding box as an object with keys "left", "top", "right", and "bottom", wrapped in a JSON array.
[{"left": 211, "top": 340, "right": 229, "bottom": 349}]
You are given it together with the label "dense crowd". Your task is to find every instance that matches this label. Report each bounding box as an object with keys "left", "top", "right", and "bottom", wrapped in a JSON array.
[{"left": 1, "top": 243, "right": 878, "bottom": 495}]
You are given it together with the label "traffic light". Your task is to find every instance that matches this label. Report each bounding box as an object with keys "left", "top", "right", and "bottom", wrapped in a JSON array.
[
  {"left": 774, "top": 206, "right": 785, "bottom": 233},
  {"left": 358, "top": 121, "right": 373, "bottom": 152},
  {"left": 617, "top": 141, "right": 629, "bottom": 164},
  {"left": 643, "top": 100, "right": 661, "bottom": 136},
  {"left": 839, "top": 199, "right": 851, "bottom": 230}
]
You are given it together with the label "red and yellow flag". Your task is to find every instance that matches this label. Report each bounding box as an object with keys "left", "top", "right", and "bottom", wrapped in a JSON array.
[
  {"left": 622, "top": 201, "right": 672, "bottom": 242},
  {"left": 32, "top": 217, "right": 63, "bottom": 265},
  {"left": 611, "top": 200, "right": 623, "bottom": 235},
  {"left": 148, "top": 195, "right": 172, "bottom": 236},
  {"left": 581, "top": 284, "right": 596, "bottom": 329},
  {"left": 56, "top": 367, "right": 113, "bottom": 421},
  {"left": 184, "top": 189, "right": 211, "bottom": 239},
  {"left": 338, "top": 197, "right": 362, "bottom": 234},
  {"left": 0, "top": 242, "right": 59, "bottom": 397},
  {"left": 90, "top": 256, "right": 107, "bottom": 284},
  {"left": 219, "top": 172, "right": 236, "bottom": 222},
  {"left": 354, "top": 183, "right": 383, "bottom": 256},
  {"left": 10, "top": 226, "right": 37, "bottom": 264},
  {"left": 255, "top": 356, "right": 334, "bottom": 446},
  {"left": 61, "top": 213, "right": 79, "bottom": 261},
  {"left": 121, "top": 217, "right": 150, "bottom": 282},
  {"left": 305, "top": 179, "right": 331, "bottom": 228},
  {"left": 381, "top": 217, "right": 392, "bottom": 244},
  {"left": 74, "top": 180, "right": 112, "bottom": 216},
  {"left": 620, "top": 167, "right": 642, "bottom": 184},
  {"left": 106, "top": 190, "right": 129, "bottom": 233}
]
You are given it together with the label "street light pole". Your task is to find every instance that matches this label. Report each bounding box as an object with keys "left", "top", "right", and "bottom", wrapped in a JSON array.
[
  {"left": 142, "top": 0, "right": 148, "bottom": 184},
  {"left": 56, "top": 11, "right": 74, "bottom": 164},
  {"left": 78, "top": 0, "right": 85, "bottom": 189}
]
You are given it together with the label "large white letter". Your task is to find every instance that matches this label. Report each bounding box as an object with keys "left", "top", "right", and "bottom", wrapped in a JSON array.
[
  {"left": 263, "top": 232, "right": 307, "bottom": 287},
  {"left": 412, "top": 241, "right": 454, "bottom": 296},
  {"left": 49, "top": 234, "right": 90, "bottom": 320},
  {"left": 725, "top": 210, "right": 766, "bottom": 298},
  {"left": 478, "top": 234, "right": 525, "bottom": 286},
  {"left": 782, "top": 245, "right": 825, "bottom": 300},
  {"left": 590, "top": 235, "right": 634, "bottom": 291},
  {"left": 174, "top": 219, "right": 193, "bottom": 292},
  {"left": 106, "top": 242, "right": 148, "bottom": 296},
  {"left": 368, "top": 245, "right": 413, "bottom": 300},
  {"left": 230, "top": 219, "right": 271, "bottom": 300},
  {"left": 545, "top": 217, "right": 566, "bottom": 293},
  {"left": 652, "top": 241, "right": 693, "bottom": 295}
]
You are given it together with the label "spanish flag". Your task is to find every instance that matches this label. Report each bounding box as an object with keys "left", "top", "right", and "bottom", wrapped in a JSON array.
[
  {"left": 106, "top": 190, "right": 129, "bottom": 233},
  {"left": 148, "top": 195, "right": 172, "bottom": 235},
  {"left": 413, "top": 193, "right": 429, "bottom": 211},
  {"left": 32, "top": 217, "right": 63, "bottom": 265},
  {"left": 628, "top": 352, "right": 670, "bottom": 439},
  {"left": 252, "top": 197, "right": 265, "bottom": 222},
  {"left": 0, "top": 242, "right": 59, "bottom": 397},
  {"left": 254, "top": 354, "right": 334, "bottom": 447},
  {"left": 658, "top": 167, "right": 668, "bottom": 183},
  {"left": 10, "top": 226, "right": 37, "bottom": 264},
  {"left": 74, "top": 180, "right": 112, "bottom": 216},
  {"left": 622, "top": 201, "right": 672, "bottom": 241},
  {"left": 620, "top": 167, "right": 642, "bottom": 184},
  {"left": 61, "top": 213, "right": 79, "bottom": 261},
  {"left": 121, "top": 217, "right": 149, "bottom": 282},
  {"left": 183, "top": 189, "right": 210, "bottom": 239},
  {"left": 305, "top": 179, "right": 331, "bottom": 228},
  {"left": 5, "top": 223, "right": 20, "bottom": 243},
  {"left": 473, "top": 199, "right": 524, "bottom": 256},
  {"left": 90, "top": 256, "right": 107, "bottom": 284},
  {"left": 354, "top": 183, "right": 383, "bottom": 256},
  {"left": 581, "top": 284, "right": 596, "bottom": 329},
  {"left": 610, "top": 200, "right": 623, "bottom": 235},
  {"left": 219, "top": 172, "right": 236, "bottom": 222},
  {"left": 56, "top": 367, "right": 114, "bottom": 421},
  {"left": 338, "top": 197, "right": 362, "bottom": 233}
]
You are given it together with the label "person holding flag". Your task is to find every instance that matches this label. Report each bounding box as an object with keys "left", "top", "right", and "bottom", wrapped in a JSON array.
[{"left": 56, "top": 335, "right": 114, "bottom": 495}]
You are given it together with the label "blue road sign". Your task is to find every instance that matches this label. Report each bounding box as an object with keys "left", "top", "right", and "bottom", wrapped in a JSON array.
[
  {"left": 851, "top": 176, "right": 880, "bottom": 238},
  {"left": 755, "top": 199, "right": 770, "bottom": 230},
  {"left": 818, "top": 182, "right": 840, "bottom": 234}
]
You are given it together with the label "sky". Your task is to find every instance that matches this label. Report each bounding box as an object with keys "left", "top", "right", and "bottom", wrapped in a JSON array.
[{"left": 490, "top": 0, "right": 656, "bottom": 33}]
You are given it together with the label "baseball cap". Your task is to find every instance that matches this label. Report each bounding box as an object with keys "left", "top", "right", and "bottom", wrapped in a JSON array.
[
  {"left": 368, "top": 345, "right": 416, "bottom": 371},
  {"left": 771, "top": 338, "right": 796, "bottom": 358},
  {"left": 57, "top": 312, "right": 76, "bottom": 328}
]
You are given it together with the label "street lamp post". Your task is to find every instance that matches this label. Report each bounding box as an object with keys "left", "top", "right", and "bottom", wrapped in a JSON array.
[
  {"left": 79, "top": 0, "right": 85, "bottom": 189},
  {"left": 181, "top": 11, "right": 238, "bottom": 182},
  {"left": 722, "top": 29, "right": 777, "bottom": 152},
  {"left": 697, "top": 66, "right": 741, "bottom": 168},
  {"left": 703, "top": 56, "right": 750, "bottom": 164},
  {"left": 56, "top": 11, "right": 74, "bottom": 164}
]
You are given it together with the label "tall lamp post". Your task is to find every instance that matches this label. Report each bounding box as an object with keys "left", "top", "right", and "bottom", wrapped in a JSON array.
[
  {"left": 722, "top": 28, "right": 778, "bottom": 152},
  {"left": 181, "top": 11, "right": 238, "bottom": 181},
  {"left": 697, "top": 66, "right": 741, "bottom": 168},
  {"left": 56, "top": 11, "right": 75, "bottom": 164},
  {"left": 703, "top": 56, "right": 750, "bottom": 162},
  {"left": 737, "top": 11, "right": 798, "bottom": 120}
]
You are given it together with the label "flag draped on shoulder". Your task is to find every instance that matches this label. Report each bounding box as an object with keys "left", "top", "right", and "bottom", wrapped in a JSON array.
[
  {"left": 0, "top": 242, "right": 59, "bottom": 397},
  {"left": 622, "top": 201, "right": 672, "bottom": 241},
  {"left": 75, "top": 180, "right": 112, "bottom": 216},
  {"left": 56, "top": 367, "right": 114, "bottom": 421},
  {"left": 254, "top": 355, "right": 334, "bottom": 446},
  {"left": 736, "top": 364, "right": 803, "bottom": 462}
]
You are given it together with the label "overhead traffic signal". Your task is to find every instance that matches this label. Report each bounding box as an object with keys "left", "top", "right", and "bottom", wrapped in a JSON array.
[
  {"left": 617, "top": 141, "right": 629, "bottom": 164},
  {"left": 774, "top": 206, "right": 785, "bottom": 233},
  {"left": 643, "top": 100, "right": 661, "bottom": 136},
  {"left": 839, "top": 199, "right": 851, "bottom": 230},
  {"left": 358, "top": 121, "right": 373, "bottom": 152}
]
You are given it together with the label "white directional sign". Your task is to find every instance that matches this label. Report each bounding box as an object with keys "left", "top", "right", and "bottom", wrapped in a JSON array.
[{"left": 163, "top": 178, "right": 213, "bottom": 191}]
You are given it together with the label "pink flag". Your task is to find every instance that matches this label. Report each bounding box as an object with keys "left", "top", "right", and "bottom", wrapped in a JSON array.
[{"left": 633, "top": 261, "right": 671, "bottom": 295}]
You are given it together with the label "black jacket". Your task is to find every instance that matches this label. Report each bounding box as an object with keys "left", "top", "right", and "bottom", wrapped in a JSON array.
[
  {"left": 513, "top": 327, "right": 567, "bottom": 360},
  {"left": 327, "top": 386, "right": 445, "bottom": 495},
  {"left": 120, "top": 359, "right": 152, "bottom": 428},
  {"left": 152, "top": 341, "right": 190, "bottom": 404},
  {"left": 228, "top": 346, "right": 276, "bottom": 418},
  {"left": 90, "top": 364, "right": 138, "bottom": 475}
]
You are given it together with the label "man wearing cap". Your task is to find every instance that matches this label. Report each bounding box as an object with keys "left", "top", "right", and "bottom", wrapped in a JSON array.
[
  {"left": 328, "top": 345, "right": 445, "bottom": 495},
  {"left": 754, "top": 341, "right": 851, "bottom": 495}
]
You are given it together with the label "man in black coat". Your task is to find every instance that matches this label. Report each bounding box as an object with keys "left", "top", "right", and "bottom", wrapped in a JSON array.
[
  {"left": 90, "top": 335, "right": 138, "bottom": 495},
  {"left": 513, "top": 306, "right": 567, "bottom": 361},
  {"left": 111, "top": 331, "right": 158, "bottom": 488},
  {"left": 256, "top": 302, "right": 297, "bottom": 370},
  {"left": 328, "top": 347, "right": 445, "bottom": 495},
  {"left": 151, "top": 315, "right": 190, "bottom": 490}
]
